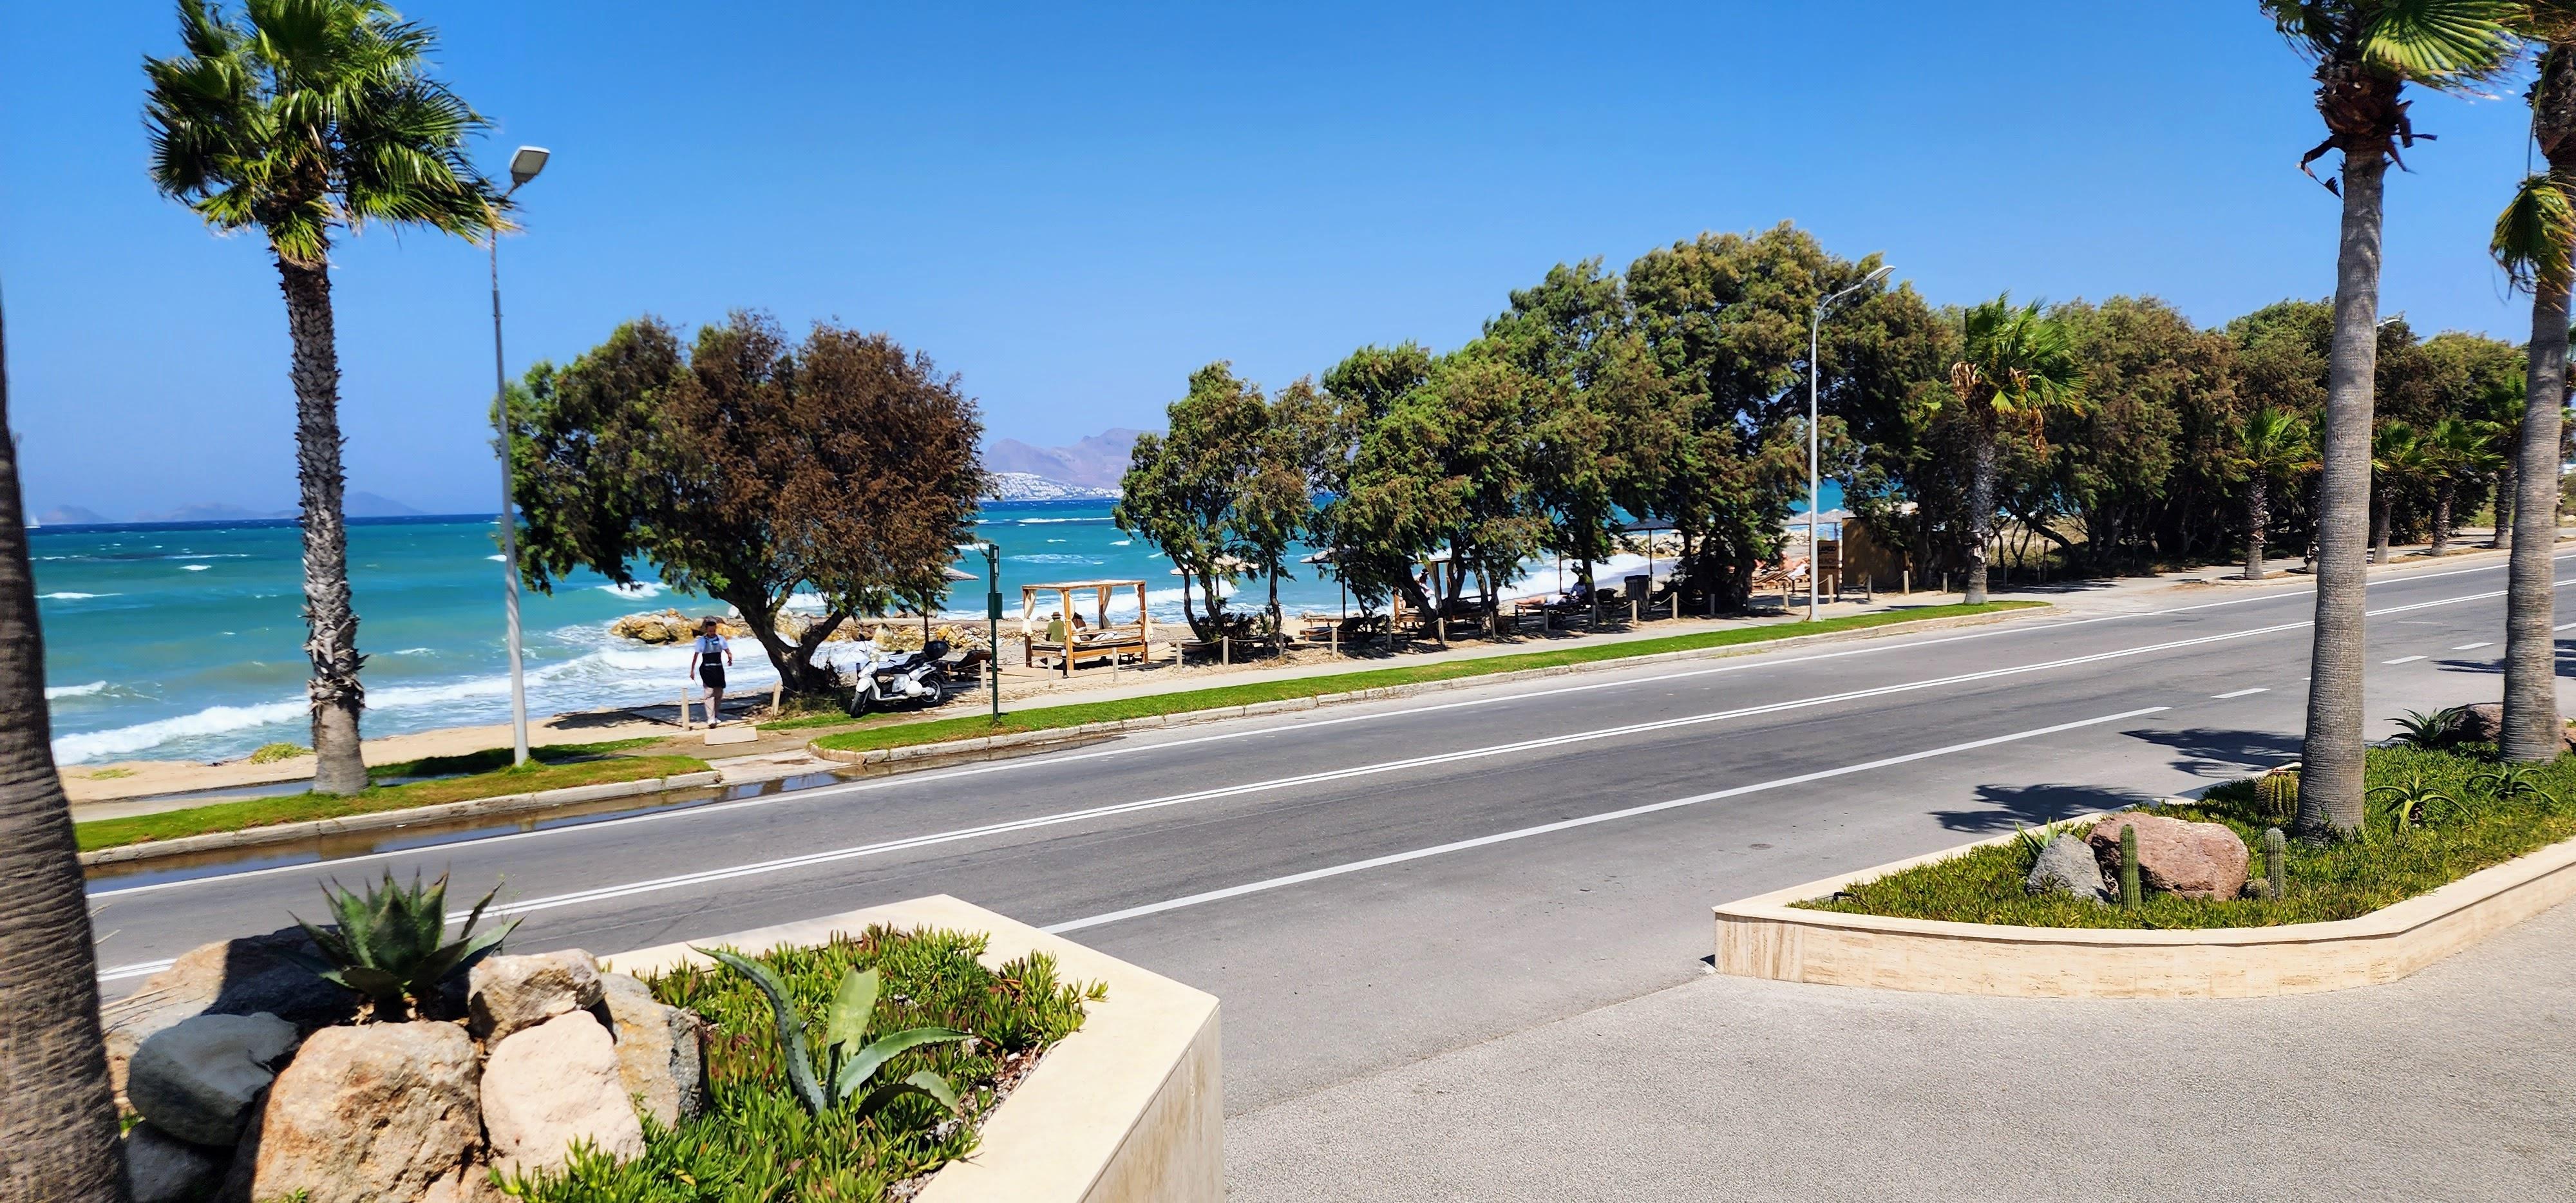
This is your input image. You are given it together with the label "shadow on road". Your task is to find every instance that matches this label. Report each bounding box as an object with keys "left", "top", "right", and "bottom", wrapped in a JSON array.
[
  {"left": 2123, "top": 725, "right": 2300, "bottom": 776},
  {"left": 1933, "top": 782, "right": 2157, "bottom": 833}
]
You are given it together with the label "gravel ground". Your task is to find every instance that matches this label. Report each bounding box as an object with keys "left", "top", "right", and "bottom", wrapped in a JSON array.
[{"left": 1229, "top": 899, "right": 2576, "bottom": 1202}]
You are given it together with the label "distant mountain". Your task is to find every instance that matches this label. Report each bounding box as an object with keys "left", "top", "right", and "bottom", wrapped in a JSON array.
[
  {"left": 981, "top": 472, "right": 1115, "bottom": 502},
  {"left": 985, "top": 428, "right": 1143, "bottom": 491},
  {"left": 135, "top": 502, "right": 294, "bottom": 523},
  {"left": 345, "top": 491, "right": 423, "bottom": 518},
  {"left": 38, "top": 506, "right": 109, "bottom": 526}
]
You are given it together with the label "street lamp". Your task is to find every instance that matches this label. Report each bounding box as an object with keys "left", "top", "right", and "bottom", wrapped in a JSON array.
[
  {"left": 1807, "top": 263, "right": 1893, "bottom": 621},
  {"left": 492, "top": 146, "right": 549, "bottom": 765},
  {"left": 958, "top": 541, "right": 1001, "bottom": 721}
]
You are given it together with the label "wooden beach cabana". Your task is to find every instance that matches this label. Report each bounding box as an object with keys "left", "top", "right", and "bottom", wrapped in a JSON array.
[{"left": 1020, "top": 579, "right": 1151, "bottom": 676}]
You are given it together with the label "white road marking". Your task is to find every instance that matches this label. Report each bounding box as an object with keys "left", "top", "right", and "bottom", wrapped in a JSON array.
[
  {"left": 99, "top": 956, "right": 175, "bottom": 982},
  {"left": 2557, "top": 620, "right": 2576, "bottom": 632},
  {"left": 1041, "top": 707, "right": 2172, "bottom": 935},
  {"left": 2383, "top": 656, "right": 2427, "bottom": 665},
  {"left": 2454, "top": 641, "right": 2494, "bottom": 650},
  {"left": 2212, "top": 688, "right": 2269, "bottom": 699}
]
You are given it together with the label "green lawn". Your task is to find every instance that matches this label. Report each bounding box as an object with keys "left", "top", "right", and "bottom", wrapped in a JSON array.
[
  {"left": 77, "top": 752, "right": 710, "bottom": 853},
  {"left": 1796, "top": 744, "right": 2576, "bottom": 929},
  {"left": 809, "top": 602, "right": 2040, "bottom": 757}
]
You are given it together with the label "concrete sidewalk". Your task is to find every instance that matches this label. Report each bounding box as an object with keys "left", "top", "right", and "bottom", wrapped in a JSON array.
[{"left": 1230, "top": 898, "right": 2576, "bottom": 1201}]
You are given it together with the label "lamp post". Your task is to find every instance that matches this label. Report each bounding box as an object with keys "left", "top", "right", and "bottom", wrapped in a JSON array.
[
  {"left": 491, "top": 145, "right": 549, "bottom": 765},
  {"left": 1807, "top": 263, "right": 1892, "bottom": 621},
  {"left": 960, "top": 541, "right": 1001, "bottom": 721}
]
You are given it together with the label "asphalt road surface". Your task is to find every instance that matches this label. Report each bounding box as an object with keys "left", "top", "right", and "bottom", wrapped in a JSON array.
[{"left": 88, "top": 554, "right": 2572, "bottom": 1116}]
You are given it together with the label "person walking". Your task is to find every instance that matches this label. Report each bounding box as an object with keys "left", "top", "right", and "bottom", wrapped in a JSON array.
[{"left": 686, "top": 616, "right": 734, "bottom": 726}]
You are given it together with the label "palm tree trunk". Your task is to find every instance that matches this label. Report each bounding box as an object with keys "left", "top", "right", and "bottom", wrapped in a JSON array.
[
  {"left": 2430, "top": 483, "right": 2454, "bottom": 556},
  {"left": 2300, "top": 149, "right": 2387, "bottom": 838},
  {"left": 277, "top": 258, "right": 368, "bottom": 795},
  {"left": 2493, "top": 465, "right": 2514, "bottom": 548},
  {"left": 0, "top": 289, "right": 128, "bottom": 1200},
  {"left": 2371, "top": 490, "right": 2390, "bottom": 565},
  {"left": 2246, "top": 477, "right": 2269, "bottom": 582},
  {"left": 1964, "top": 426, "right": 1996, "bottom": 605},
  {"left": 2503, "top": 238, "right": 2571, "bottom": 761}
]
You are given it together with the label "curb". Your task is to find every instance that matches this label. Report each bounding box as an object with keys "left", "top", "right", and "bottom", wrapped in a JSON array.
[
  {"left": 79, "top": 770, "right": 724, "bottom": 868},
  {"left": 811, "top": 605, "right": 2049, "bottom": 768}
]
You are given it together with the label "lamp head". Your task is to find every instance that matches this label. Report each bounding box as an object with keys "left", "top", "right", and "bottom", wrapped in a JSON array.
[
  {"left": 507, "top": 146, "right": 551, "bottom": 190},
  {"left": 1862, "top": 264, "right": 1894, "bottom": 285}
]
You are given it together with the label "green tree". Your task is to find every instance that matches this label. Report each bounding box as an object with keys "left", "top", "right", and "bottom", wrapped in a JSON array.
[
  {"left": 1239, "top": 380, "right": 1331, "bottom": 632},
  {"left": 1923, "top": 296, "right": 2085, "bottom": 605},
  {"left": 1115, "top": 363, "right": 1267, "bottom": 640},
  {"left": 2496, "top": 1, "right": 2576, "bottom": 761},
  {"left": 2045, "top": 298, "right": 2240, "bottom": 571},
  {"left": 146, "top": 0, "right": 507, "bottom": 794},
  {"left": 2225, "top": 406, "right": 2318, "bottom": 580},
  {"left": 511, "top": 314, "right": 984, "bottom": 697},
  {"left": 1314, "top": 346, "right": 1434, "bottom": 613},
  {"left": 2263, "top": 0, "right": 2515, "bottom": 836},
  {"left": 2369, "top": 420, "right": 2429, "bottom": 564},
  {"left": 2422, "top": 415, "right": 2502, "bottom": 555},
  {"left": 0, "top": 285, "right": 127, "bottom": 1200},
  {"left": 1335, "top": 347, "right": 1549, "bottom": 621}
]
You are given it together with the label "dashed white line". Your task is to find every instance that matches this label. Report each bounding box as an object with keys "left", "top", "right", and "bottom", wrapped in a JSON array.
[
  {"left": 2383, "top": 655, "right": 2427, "bottom": 665},
  {"left": 2454, "top": 641, "right": 2494, "bottom": 650},
  {"left": 1042, "top": 707, "right": 2171, "bottom": 935},
  {"left": 2212, "top": 688, "right": 2269, "bottom": 699}
]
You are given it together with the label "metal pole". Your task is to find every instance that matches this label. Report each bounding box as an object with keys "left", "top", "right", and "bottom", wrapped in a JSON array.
[
  {"left": 986, "top": 544, "right": 1001, "bottom": 722},
  {"left": 1807, "top": 304, "right": 1821, "bottom": 623},
  {"left": 491, "top": 232, "right": 529, "bottom": 766}
]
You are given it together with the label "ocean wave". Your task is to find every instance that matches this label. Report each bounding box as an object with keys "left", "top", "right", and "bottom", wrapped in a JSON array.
[
  {"left": 487, "top": 554, "right": 507, "bottom": 562},
  {"left": 40, "top": 592, "right": 115, "bottom": 600},
  {"left": 44, "top": 681, "right": 108, "bottom": 699},
  {"left": 54, "top": 697, "right": 310, "bottom": 764},
  {"left": 1110, "top": 539, "right": 1132, "bottom": 546},
  {"left": 597, "top": 582, "right": 665, "bottom": 598},
  {"left": 181, "top": 565, "right": 211, "bottom": 572},
  {"left": 1008, "top": 553, "right": 1105, "bottom": 565},
  {"left": 1016, "top": 517, "right": 1110, "bottom": 525},
  {"left": 390, "top": 647, "right": 437, "bottom": 656}
]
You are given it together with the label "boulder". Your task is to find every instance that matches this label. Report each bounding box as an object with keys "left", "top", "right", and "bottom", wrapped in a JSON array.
[
  {"left": 124, "top": 1122, "right": 226, "bottom": 1203},
  {"left": 480, "top": 1010, "right": 647, "bottom": 1178},
  {"left": 2452, "top": 703, "right": 2576, "bottom": 752},
  {"left": 102, "top": 927, "right": 354, "bottom": 1103},
  {"left": 2088, "top": 811, "right": 2248, "bottom": 900},
  {"left": 224, "top": 1020, "right": 481, "bottom": 1203},
  {"left": 468, "top": 950, "right": 603, "bottom": 1042},
  {"left": 422, "top": 1162, "right": 503, "bottom": 1203},
  {"left": 127, "top": 1011, "right": 300, "bottom": 1148},
  {"left": 2023, "top": 833, "right": 2111, "bottom": 903},
  {"left": 598, "top": 971, "right": 707, "bottom": 1128}
]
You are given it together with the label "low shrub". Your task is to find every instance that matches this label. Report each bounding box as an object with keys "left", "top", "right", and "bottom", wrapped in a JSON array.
[
  {"left": 1798, "top": 744, "right": 2576, "bottom": 930},
  {"left": 249, "top": 741, "right": 312, "bottom": 764},
  {"left": 501, "top": 926, "right": 1103, "bottom": 1201}
]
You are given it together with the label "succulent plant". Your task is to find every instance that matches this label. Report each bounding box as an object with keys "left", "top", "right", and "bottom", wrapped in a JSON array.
[
  {"left": 284, "top": 870, "right": 515, "bottom": 1021},
  {"left": 697, "top": 946, "right": 967, "bottom": 1119},
  {"left": 2388, "top": 706, "right": 2471, "bottom": 750},
  {"left": 2256, "top": 769, "right": 2300, "bottom": 826},
  {"left": 2367, "top": 772, "right": 2466, "bottom": 835},
  {"left": 2468, "top": 763, "right": 2557, "bottom": 811},
  {"left": 2118, "top": 824, "right": 2141, "bottom": 911},
  {"left": 2264, "top": 827, "right": 2287, "bottom": 900}
]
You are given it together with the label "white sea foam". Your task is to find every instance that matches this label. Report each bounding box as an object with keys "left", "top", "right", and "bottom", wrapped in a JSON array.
[
  {"left": 181, "top": 565, "right": 211, "bottom": 572},
  {"left": 391, "top": 647, "right": 436, "bottom": 656},
  {"left": 1017, "top": 517, "right": 1105, "bottom": 524},
  {"left": 597, "top": 582, "right": 664, "bottom": 598},
  {"left": 1109, "top": 539, "right": 1132, "bottom": 546},
  {"left": 44, "top": 681, "right": 108, "bottom": 700},
  {"left": 40, "top": 592, "right": 114, "bottom": 600},
  {"left": 487, "top": 554, "right": 507, "bottom": 562},
  {"left": 53, "top": 697, "right": 310, "bottom": 764},
  {"left": 1008, "top": 553, "right": 1104, "bottom": 566}
]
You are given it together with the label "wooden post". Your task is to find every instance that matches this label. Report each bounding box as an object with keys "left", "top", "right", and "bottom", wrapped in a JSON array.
[
  {"left": 1631, "top": 597, "right": 1639, "bottom": 624},
  {"left": 1222, "top": 635, "right": 1230, "bottom": 665},
  {"left": 1902, "top": 568, "right": 1910, "bottom": 596},
  {"left": 770, "top": 681, "right": 782, "bottom": 717}
]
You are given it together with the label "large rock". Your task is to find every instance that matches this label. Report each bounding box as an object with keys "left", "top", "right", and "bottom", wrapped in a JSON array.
[
  {"left": 468, "top": 950, "right": 602, "bottom": 1041},
  {"left": 224, "top": 1020, "right": 481, "bottom": 1203},
  {"left": 2088, "top": 811, "right": 2248, "bottom": 900},
  {"left": 124, "top": 1122, "right": 226, "bottom": 1203},
  {"left": 598, "top": 971, "right": 706, "bottom": 1129},
  {"left": 128, "top": 1011, "right": 299, "bottom": 1148},
  {"left": 481, "top": 1010, "right": 647, "bottom": 1178},
  {"left": 2452, "top": 703, "right": 2576, "bottom": 752},
  {"left": 102, "top": 927, "right": 355, "bottom": 1103},
  {"left": 2023, "top": 833, "right": 2111, "bottom": 903}
]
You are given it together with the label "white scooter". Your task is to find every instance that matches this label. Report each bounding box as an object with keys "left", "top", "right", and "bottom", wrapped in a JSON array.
[{"left": 844, "top": 638, "right": 951, "bottom": 717}]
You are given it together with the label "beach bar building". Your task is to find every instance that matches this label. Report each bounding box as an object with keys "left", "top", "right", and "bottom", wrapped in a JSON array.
[{"left": 1020, "top": 579, "right": 1151, "bottom": 676}]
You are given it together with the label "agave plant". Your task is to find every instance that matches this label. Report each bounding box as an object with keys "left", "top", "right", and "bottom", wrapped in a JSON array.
[
  {"left": 2366, "top": 773, "right": 2467, "bottom": 835},
  {"left": 698, "top": 947, "right": 967, "bottom": 1119},
  {"left": 285, "top": 871, "right": 515, "bottom": 1021},
  {"left": 2468, "top": 762, "right": 2559, "bottom": 810},
  {"left": 2387, "top": 706, "right": 2471, "bottom": 749}
]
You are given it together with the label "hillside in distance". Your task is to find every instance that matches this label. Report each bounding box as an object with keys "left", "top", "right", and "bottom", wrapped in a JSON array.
[{"left": 984, "top": 428, "right": 1143, "bottom": 491}]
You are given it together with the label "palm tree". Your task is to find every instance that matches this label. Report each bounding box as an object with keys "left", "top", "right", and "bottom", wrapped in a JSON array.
[
  {"left": 145, "top": 0, "right": 506, "bottom": 793},
  {"left": 2423, "top": 415, "right": 2501, "bottom": 556},
  {"left": 2264, "top": 0, "right": 2515, "bottom": 835},
  {"left": 0, "top": 289, "right": 126, "bottom": 1197},
  {"left": 2495, "top": 2, "right": 2576, "bottom": 762},
  {"left": 1927, "top": 296, "right": 2083, "bottom": 605},
  {"left": 2227, "top": 406, "right": 2316, "bottom": 580},
  {"left": 2484, "top": 390, "right": 2524, "bottom": 547},
  {"left": 2369, "top": 420, "right": 2427, "bottom": 564}
]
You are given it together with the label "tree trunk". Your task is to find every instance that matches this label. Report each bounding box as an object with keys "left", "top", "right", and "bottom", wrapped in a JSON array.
[
  {"left": 2494, "top": 464, "right": 2515, "bottom": 548},
  {"left": 2504, "top": 223, "right": 2572, "bottom": 761},
  {"left": 2246, "top": 476, "right": 2269, "bottom": 581},
  {"left": 2430, "top": 482, "right": 2454, "bottom": 556},
  {"left": 1964, "top": 424, "right": 1996, "bottom": 605},
  {"left": 2300, "top": 147, "right": 2387, "bottom": 838},
  {"left": 0, "top": 287, "right": 129, "bottom": 1200},
  {"left": 276, "top": 258, "right": 368, "bottom": 795},
  {"left": 2370, "top": 490, "right": 2390, "bottom": 565}
]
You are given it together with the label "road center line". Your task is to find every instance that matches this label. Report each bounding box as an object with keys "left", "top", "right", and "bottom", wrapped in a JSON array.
[
  {"left": 1041, "top": 707, "right": 2172, "bottom": 935},
  {"left": 2383, "top": 656, "right": 2426, "bottom": 665},
  {"left": 2454, "top": 641, "right": 2494, "bottom": 650},
  {"left": 2212, "top": 688, "right": 2268, "bottom": 699}
]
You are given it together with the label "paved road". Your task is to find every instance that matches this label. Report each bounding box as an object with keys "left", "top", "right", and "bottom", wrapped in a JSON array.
[{"left": 87, "top": 554, "right": 2571, "bottom": 1119}]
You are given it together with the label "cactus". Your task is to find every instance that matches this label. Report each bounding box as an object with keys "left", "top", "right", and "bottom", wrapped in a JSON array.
[
  {"left": 2118, "top": 824, "right": 2141, "bottom": 911},
  {"left": 2256, "top": 770, "right": 2299, "bottom": 825},
  {"left": 2265, "top": 827, "right": 2287, "bottom": 900},
  {"left": 694, "top": 949, "right": 967, "bottom": 1118}
]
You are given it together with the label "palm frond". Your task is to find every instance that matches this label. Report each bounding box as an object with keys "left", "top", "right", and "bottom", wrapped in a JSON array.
[
  {"left": 2494, "top": 172, "right": 2576, "bottom": 292},
  {"left": 2362, "top": 0, "right": 2519, "bottom": 82}
]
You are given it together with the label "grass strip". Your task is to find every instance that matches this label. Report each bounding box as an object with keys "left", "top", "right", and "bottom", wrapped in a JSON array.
[
  {"left": 370, "top": 735, "right": 667, "bottom": 780},
  {"left": 808, "top": 601, "right": 2040, "bottom": 756},
  {"left": 75, "top": 753, "right": 710, "bottom": 853},
  {"left": 1796, "top": 744, "right": 2576, "bottom": 929}
]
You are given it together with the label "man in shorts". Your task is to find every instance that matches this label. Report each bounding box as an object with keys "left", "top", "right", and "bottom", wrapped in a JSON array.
[{"left": 685, "top": 615, "right": 734, "bottom": 725}]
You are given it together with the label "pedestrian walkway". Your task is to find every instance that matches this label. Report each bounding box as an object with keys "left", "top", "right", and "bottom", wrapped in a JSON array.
[{"left": 1230, "top": 894, "right": 2576, "bottom": 1200}]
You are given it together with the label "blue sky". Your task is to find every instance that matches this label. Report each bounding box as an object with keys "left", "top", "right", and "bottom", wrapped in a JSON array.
[{"left": 0, "top": 1, "right": 2552, "bottom": 517}]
